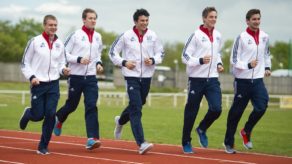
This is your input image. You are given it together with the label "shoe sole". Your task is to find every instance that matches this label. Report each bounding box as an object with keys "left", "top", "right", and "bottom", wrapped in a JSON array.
[
  {"left": 86, "top": 141, "right": 101, "bottom": 150},
  {"left": 239, "top": 131, "right": 252, "bottom": 150},
  {"left": 183, "top": 151, "right": 194, "bottom": 154},
  {"left": 36, "top": 150, "right": 50, "bottom": 155},
  {"left": 114, "top": 116, "right": 122, "bottom": 140},
  {"left": 139, "top": 144, "right": 153, "bottom": 155},
  {"left": 222, "top": 143, "right": 236, "bottom": 154}
]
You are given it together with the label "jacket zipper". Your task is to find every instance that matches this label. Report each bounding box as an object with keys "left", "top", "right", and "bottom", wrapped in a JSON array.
[
  {"left": 140, "top": 43, "right": 142, "bottom": 82},
  {"left": 251, "top": 45, "right": 258, "bottom": 83},
  {"left": 207, "top": 42, "right": 213, "bottom": 82}
]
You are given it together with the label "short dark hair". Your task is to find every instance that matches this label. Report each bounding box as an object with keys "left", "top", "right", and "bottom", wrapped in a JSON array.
[
  {"left": 246, "top": 9, "right": 261, "bottom": 20},
  {"left": 82, "top": 8, "right": 97, "bottom": 19},
  {"left": 202, "top": 7, "right": 217, "bottom": 18},
  {"left": 43, "top": 15, "right": 57, "bottom": 25},
  {"left": 133, "top": 8, "right": 150, "bottom": 21}
]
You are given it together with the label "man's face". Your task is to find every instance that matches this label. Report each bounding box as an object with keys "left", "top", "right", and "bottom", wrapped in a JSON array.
[
  {"left": 134, "top": 15, "right": 149, "bottom": 32},
  {"left": 83, "top": 12, "right": 97, "bottom": 29},
  {"left": 247, "top": 14, "right": 261, "bottom": 30},
  {"left": 44, "top": 19, "right": 57, "bottom": 36},
  {"left": 203, "top": 11, "right": 217, "bottom": 29}
]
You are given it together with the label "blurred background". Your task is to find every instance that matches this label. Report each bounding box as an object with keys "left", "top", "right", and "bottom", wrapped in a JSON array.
[{"left": 0, "top": 0, "right": 292, "bottom": 156}]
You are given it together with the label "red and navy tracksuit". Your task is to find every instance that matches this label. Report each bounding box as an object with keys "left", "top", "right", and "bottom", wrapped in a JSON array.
[
  {"left": 56, "top": 26, "right": 103, "bottom": 139},
  {"left": 181, "top": 25, "right": 223, "bottom": 146},
  {"left": 224, "top": 27, "right": 271, "bottom": 147},
  {"left": 109, "top": 27, "right": 164, "bottom": 145},
  {"left": 21, "top": 32, "right": 66, "bottom": 150}
]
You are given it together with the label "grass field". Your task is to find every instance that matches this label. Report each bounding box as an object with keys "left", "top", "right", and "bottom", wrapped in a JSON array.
[{"left": 0, "top": 82, "right": 291, "bottom": 157}]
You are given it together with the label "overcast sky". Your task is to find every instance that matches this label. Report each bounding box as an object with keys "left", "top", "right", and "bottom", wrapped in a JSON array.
[{"left": 0, "top": 0, "right": 291, "bottom": 44}]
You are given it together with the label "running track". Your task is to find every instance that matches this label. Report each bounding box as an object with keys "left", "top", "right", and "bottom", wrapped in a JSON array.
[{"left": 0, "top": 130, "right": 291, "bottom": 164}]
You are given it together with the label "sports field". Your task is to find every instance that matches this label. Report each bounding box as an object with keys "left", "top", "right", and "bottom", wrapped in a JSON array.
[{"left": 0, "top": 82, "right": 291, "bottom": 160}]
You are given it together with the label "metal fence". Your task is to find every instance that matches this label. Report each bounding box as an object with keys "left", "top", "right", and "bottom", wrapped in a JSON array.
[{"left": 1, "top": 90, "right": 291, "bottom": 109}]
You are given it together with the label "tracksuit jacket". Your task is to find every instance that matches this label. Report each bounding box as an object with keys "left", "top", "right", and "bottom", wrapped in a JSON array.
[
  {"left": 21, "top": 32, "right": 66, "bottom": 82},
  {"left": 230, "top": 28, "right": 271, "bottom": 79},
  {"left": 109, "top": 28, "right": 164, "bottom": 77},
  {"left": 65, "top": 25, "right": 103, "bottom": 75},
  {"left": 182, "top": 25, "right": 223, "bottom": 78}
]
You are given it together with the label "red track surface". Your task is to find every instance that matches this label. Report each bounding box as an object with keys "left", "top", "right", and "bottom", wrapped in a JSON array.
[{"left": 0, "top": 130, "right": 291, "bottom": 164}]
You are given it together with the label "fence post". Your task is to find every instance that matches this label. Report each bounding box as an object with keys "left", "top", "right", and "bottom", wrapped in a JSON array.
[
  {"left": 173, "top": 94, "right": 177, "bottom": 108},
  {"left": 148, "top": 93, "right": 152, "bottom": 106}
]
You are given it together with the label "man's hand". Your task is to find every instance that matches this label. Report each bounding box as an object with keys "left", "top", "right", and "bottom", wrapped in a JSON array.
[
  {"left": 80, "top": 57, "right": 90, "bottom": 65},
  {"left": 96, "top": 64, "right": 103, "bottom": 73},
  {"left": 125, "top": 60, "right": 136, "bottom": 70},
  {"left": 203, "top": 55, "right": 211, "bottom": 64},
  {"left": 144, "top": 58, "right": 153, "bottom": 66},
  {"left": 217, "top": 65, "right": 224, "bottom": 73},
  {"left": 31, "top": 78, "right": 40, "bottom": 86},
  {"left": 63, "top": 67, "right": 71, "bottom": 76},
  {"left": 250, "top": 59, "right": 258, "bottom": 68},
  {"left": 265, "top": 70, "right": 271, "bottom": 77}
]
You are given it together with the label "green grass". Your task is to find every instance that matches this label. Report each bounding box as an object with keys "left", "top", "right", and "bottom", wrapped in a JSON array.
[{"left": 0, "top": 82, "right": 291, "bottom": 157}]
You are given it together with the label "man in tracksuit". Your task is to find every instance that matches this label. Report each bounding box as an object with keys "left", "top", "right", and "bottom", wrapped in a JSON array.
[
  {"left": 223, "top": 9, "right": 271, "bottom": 154},
  {"left": 53, "top": 8, "right": 103, "bottom": 150},
  {"left": 181, "top": 7, "right": 224, "bottom": 154},
  {"left": 20, "top": 15, "right": 70, "bottom": 155},
  {"left": 109, "top": 8, "right": 164, "bottom": 155}
]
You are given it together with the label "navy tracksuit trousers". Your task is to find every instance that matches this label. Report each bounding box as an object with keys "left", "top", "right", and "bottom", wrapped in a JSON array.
[
  {"left": 118, "top": 77, "right": 151, "bottom": 146},
  {"left": 26, "top": 80, "right": 60, "bottom": 150},
  {"left": 182, "top": 78, "right": 222, "bottom": 146},
  {"left": 224, "top": 78, "right": 269, "bottom": 147},
  {"left": 56, "top": 75, "right": 99, "bottom": 139}
]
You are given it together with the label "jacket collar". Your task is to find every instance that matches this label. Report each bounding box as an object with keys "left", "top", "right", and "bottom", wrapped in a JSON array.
[
  {"left": 199, "top": 24, "right": 214, "bottom": 42},
  {"left": 133, "top": 26, "right": 148, "bottom": 43},
  {"left": 82, "top": 25, "right": 94, "bottom": 43},
  {"left": 42, "top": 31, "right": 57, "bottom": 49},
  {"left": 246, "top": 27, "right": 260, "bottom": 45}
]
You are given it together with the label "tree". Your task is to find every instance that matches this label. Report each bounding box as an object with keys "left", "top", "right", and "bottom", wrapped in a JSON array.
[
  {"left": 220, "top": 39, "right": 233, "bottom": 73},
  {"left": 270, "top": 41, "right": 289, "bottom": 70},
  {"left": 163, "top": 42, "right": 185, "bottom": 70},
  {"left": 0, "top": 19, "right": 42, "bottom": 62}
]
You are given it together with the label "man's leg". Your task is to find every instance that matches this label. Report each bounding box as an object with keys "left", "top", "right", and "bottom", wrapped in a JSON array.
[
  {"left": 245, "top": 79, "right": 269, "bottom": 133},
  {"left": 39, "top": 80, "right": 60, "bottom": 151},
  {"left": 56, "top": 76, "right": 82, "bottom": 123},
  {"left": 83, "top": 77, "right": 99, "bottom": 139},
  {"left": 224, "top": 80, "right": 250, "bottom": 147},
  {"left": 182, "top": 79, "right": 204, "bottom": 146}
]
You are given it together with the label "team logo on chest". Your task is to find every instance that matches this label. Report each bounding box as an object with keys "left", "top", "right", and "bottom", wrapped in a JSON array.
[
  {"left": 247, "top": 39, "right": 253, "bottom": 45},
  {"left": 262, "top": 37, "right": 267, "bottom": 42},
  {"left": 55, "top": 43, "right": 61, "bottom": 51},
  {"left": 130, "top": 37, "right": 135, "bottom": 42},
  {"left": 202, "top": 37, "right": 207, "bottom": 42},
  {"left": 147, "top": 36, "right": 152, "bottom": 41},
  {"left": 82, "top": 36, "right": 86, "bottom": 41},
  {"left": 40, "top": 42, "right": 46, "bottom": 48}
]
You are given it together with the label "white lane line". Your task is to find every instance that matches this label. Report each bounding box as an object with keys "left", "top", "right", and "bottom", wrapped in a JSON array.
[
  {"left": 0, "top": 146, "right": 142, "bottom": 164},
  {"left": 0, "top": 136, "right": 255, "bottom": 164},
  {"left": 0, "top": 159, "right": 24, "bottom": 164},
  {"left": 1, "top": 129, "right": 291, "bottom": 160}
]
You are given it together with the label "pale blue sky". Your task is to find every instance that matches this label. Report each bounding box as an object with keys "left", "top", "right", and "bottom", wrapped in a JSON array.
[{"left": 0, "top": 0, "right": 291, "bottom": 44}]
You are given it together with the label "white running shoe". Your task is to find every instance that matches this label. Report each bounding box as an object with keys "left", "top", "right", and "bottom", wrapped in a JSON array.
[
  {"left": 114, "top": 116, "right": 123, "bottom": 140},
  {"left": 139, "top": 142, "right": 153, "bottom": 155}
]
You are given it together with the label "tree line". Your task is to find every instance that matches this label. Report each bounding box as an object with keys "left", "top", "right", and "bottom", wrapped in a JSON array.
[{"left": 0, "top": 19, "right": 290, "bottom": 73}]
